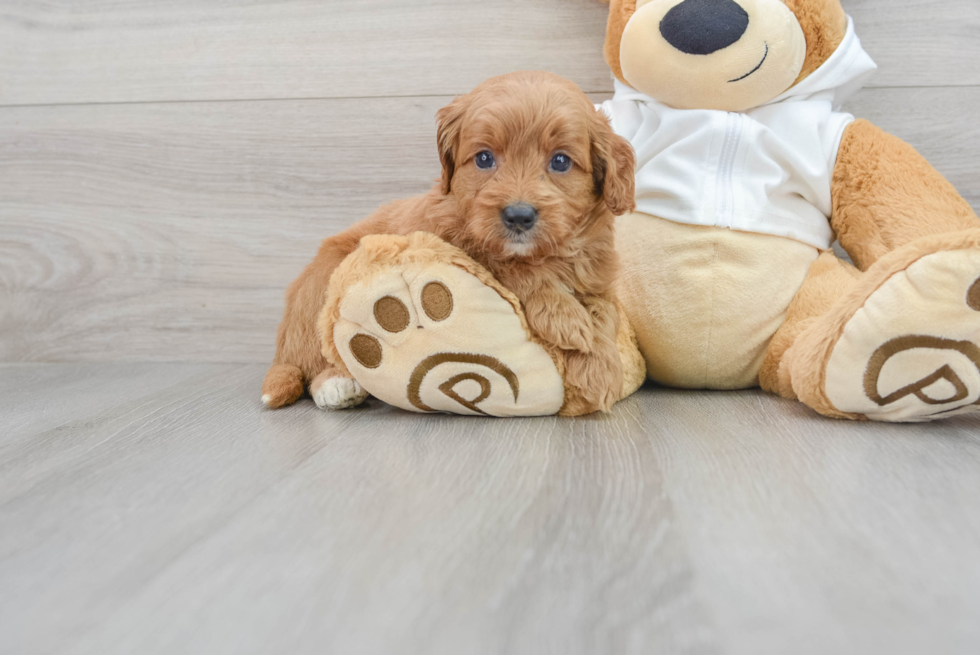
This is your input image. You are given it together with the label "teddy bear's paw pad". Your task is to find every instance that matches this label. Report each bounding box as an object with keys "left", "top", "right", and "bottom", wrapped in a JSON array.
[
  {"left": 332, "top": 261, "right": 564, "bottom": 417},
  {"left": 825, "top": 250, "right": 980, "bottom": 422}
]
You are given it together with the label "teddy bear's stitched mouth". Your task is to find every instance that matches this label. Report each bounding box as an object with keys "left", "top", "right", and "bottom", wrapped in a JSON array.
[{"left": 728, "top": 43, "right": 769, "bottom": 83}]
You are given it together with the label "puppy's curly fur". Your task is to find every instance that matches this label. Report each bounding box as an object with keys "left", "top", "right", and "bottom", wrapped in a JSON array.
[{"left": 263, "top": 71, "right": 636, "bottom": 416}]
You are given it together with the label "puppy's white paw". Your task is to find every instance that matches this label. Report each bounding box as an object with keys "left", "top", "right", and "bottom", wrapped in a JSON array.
[{"left": 312, "top": 377, "right": 368, "bottom": 410}]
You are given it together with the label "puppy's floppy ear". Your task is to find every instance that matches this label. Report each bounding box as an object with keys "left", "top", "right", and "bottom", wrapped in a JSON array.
[
  {"left": 590, "top": 109, "right": 636, "bottom": 216},
  {"left": 436, "top": 95, "right": 467, "bottom": 195}
]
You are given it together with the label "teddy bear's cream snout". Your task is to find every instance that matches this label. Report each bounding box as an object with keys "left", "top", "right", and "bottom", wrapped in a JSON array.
[{"left": 621, "top": 0, "right": 807, "bottom": 112}]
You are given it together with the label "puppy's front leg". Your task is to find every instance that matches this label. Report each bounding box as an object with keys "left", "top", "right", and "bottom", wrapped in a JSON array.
[
  {"left": 560, "top": 295, "right": 624, "bottom": 416},
  {"left": 308, "top": 367, "right": 368, "bottom": 410},
  {"left": 522, "top": 282, "right": 595, "bottom": 354}
]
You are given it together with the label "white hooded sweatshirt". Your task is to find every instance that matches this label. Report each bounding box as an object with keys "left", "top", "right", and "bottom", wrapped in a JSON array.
[{"left": 599, "top": 17, "right": 878, "bottom": 250}]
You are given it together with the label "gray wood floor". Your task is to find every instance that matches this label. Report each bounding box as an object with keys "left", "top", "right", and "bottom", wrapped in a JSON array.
[
  {"left": 2, "top": 364, "right": 979, "bottom": 655},
  {"left": 3, "top": 0, "right": 980, "bottom": 653}
]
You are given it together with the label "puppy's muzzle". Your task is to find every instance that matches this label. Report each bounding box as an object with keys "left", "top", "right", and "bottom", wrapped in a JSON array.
[{"left": 501, "top": 203, "right": 538, "bottom": 233}]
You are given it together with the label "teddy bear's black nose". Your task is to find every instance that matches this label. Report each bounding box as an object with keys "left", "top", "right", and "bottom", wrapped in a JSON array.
[{"left": 659, "top": 0, "right": 750, "bottom": 56}]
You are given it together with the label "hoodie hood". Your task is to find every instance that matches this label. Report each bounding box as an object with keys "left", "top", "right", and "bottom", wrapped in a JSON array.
[{"left": 767, "top": 17, "right": 878, "bottom": 110}]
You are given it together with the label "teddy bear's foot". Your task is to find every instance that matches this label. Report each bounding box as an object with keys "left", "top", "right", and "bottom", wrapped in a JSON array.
[
  {"left": 319, "top": 233, "right": 566, "bottom": 417},
  {"left": 785, "top": 231, "right": 980, "bottom": 422}
]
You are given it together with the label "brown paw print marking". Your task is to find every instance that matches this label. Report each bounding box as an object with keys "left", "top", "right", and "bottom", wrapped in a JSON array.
[
  {"left": 351, "top": 283, "right": 455, "bottom": 374},
  {"left": 374, "top": 296, "right": 410, "bottom": 333},
  {"left": 438, "top": 373, "right": 492, "bottom": 415},
  {"left": 407, "top": 353, "right": 519, "bottom": 414},
  {"left": 864, "top": 335, "right": 980, "bottom": 407},
  {"left": 421, "top": 281, "right": 453, "bottom": 321},
  {"left": 969, "top": 276, "right": 980, "bottom": 311},
  {"left": 349, "top": 333, "right": 383, "bottom": 369}
]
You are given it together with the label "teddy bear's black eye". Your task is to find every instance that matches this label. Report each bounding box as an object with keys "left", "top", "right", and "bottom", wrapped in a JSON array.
[
  {"left": 475, "top": 150, "right": 496, "bottom": 169},
  {"left": 550, "top": 153, "right": 572, "bottom": 173}
]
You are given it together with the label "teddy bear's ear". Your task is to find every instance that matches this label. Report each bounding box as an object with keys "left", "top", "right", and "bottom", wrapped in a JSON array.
[
  {"left": 602, "top": 0, "right": 637, "bottom": 84},
  {"left": 590, "top": 109, "right": 636, "bottom": 216},
  {"left": 435, "top": 95, "right": 468, "bottom": 195},
  {"left": 787, "top": 0, "right": 848, "bottom": 85}
]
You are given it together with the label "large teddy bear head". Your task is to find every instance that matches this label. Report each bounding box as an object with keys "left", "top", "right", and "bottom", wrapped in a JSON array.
[{"left": 604, "top": 0, "right": 847, "bottom": 111}]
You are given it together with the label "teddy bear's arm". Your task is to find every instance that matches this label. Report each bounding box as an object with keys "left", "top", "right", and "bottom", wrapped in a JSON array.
[{"left": 831, "top": 119, "right": 979, "bottom": 271}]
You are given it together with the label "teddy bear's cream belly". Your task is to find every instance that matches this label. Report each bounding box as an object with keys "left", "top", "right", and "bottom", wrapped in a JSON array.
[{"left": 616, "top": 214, "right": 819, "bottom": 389}]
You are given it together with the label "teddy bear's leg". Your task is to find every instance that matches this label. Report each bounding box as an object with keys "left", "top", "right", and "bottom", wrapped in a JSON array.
[
  {"left": 761, "top": 120, "right": 980, "bottom": 421},
  {"left": 832, "top": 119, "right": 979, "bottom": 271},
  {"left": 771, "top": 231, "right": 980, "bottom": 422},
  {"left": 765, "top": 119, "right": 980, "bottom": 421},
  {"left": 759, "top": 251, "right": 861, "bottom": 399},
  {"left": 319, "top": 232, "right": 569, "bottom": 417}
]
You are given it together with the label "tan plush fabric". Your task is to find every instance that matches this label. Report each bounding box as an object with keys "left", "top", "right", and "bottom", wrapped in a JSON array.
[
  {"left": 619, "top": 0, "right": 808, "bottom": 112},
  {"left": 616, "top": 214, "right": 818, "bottom": 389},
  {"left": 605, "top": 0, "right": 847, "bottom": 87}
]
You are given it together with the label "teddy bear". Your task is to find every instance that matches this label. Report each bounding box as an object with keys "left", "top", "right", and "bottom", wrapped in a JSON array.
[
  {"left": 598, "top": 0, "right": 980, "bottom": 421},
  {"left": 318, "top": 231, "right": 647, "bottom": 417}
]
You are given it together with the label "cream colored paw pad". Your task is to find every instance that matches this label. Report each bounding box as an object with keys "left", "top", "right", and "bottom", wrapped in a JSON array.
[
  {"left": 826, "top": 251, "right": 980, "bottom": 421},
  {"left": 328, "top": 259, "right": 564, "bottom": 417}
]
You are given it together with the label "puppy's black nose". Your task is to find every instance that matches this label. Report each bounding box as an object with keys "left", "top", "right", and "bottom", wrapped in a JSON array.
[
  {"left": 501, "top": 203, "right": 538, "bottom": 232},
  {"left": 660, "top": 0, "right": 749, "bottom": 56}
]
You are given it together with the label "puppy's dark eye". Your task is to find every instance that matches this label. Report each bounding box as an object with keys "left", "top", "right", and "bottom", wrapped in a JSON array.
[
  {"left": 475, "top": 150, "right": 496, "bottom": 170},
  {"left": 550, "top": 153, "right": 572, "bottom": 173}
]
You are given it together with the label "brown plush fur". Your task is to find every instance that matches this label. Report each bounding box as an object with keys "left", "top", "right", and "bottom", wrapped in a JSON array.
[
  {"left": 601, "top": 0, "right": 636, "bottom": 84},
  {"left": 602, "top": 0, "right": 846, "bottom": 87},
  {"left": 263, "top": 71, "right": 636, "bottom": 416},
  {"left": 782, "top": 0, "right": 847, "bottom": 84},
  {"left": 832, "top": 119, "right": 980, "bottom": 271}
]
